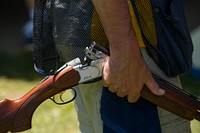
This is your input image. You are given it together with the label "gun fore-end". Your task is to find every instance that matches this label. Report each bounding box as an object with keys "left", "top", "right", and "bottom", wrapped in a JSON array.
[{"left": 141, "top": 79, "right": 199, "bottom": 121}]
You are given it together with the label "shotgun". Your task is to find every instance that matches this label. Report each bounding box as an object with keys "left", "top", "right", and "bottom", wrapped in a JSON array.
[{"left": 0, "top": 42, "right": 200, "bottom": 133}]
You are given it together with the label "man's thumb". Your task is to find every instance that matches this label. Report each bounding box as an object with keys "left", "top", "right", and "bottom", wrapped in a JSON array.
[{"left": 146, "top": 77, "right": 165, "bottom": 96}]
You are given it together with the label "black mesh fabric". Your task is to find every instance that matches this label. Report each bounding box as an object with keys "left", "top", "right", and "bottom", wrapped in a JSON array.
[
  {"left": 33, "top": 0, "right": 108, "bottom": 74},
  {"left": 33, "top": 0, "right": 59, "bottom": 72}
]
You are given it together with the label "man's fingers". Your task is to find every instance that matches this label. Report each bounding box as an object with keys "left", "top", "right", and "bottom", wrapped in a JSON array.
[
  {"left": 146, "top": 77, "right": 165, "bottom": 96},
  {"left": 127, "top": 91, "right": 140, "bottom": 103},
  {"left": 103, "top": 80, "right": 109, "bottom": 87},
  {"left": 116, "top": 91, "right": 127, "bottom": 97},
  {"left": 107, "top": 85, "right": 118, "bottom": 93},
  {"left": 115, "top": 87, "right": 128, "bottom": 97},
  {"left": 126, "top": 84, "right": 142, "bottom": 103}
]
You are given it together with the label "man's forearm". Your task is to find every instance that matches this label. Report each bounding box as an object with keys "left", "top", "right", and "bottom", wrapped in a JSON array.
[{"left": 92, "top": 0, "right": 139, "bottom": 57}]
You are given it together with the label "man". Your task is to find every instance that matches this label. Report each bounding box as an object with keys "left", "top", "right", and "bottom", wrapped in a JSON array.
[
  {"left": 72, "top": 0, "right": 192, "bottom": 132},
  {"left": 33, "top": 0, "right": 193, "bottom": 132}
]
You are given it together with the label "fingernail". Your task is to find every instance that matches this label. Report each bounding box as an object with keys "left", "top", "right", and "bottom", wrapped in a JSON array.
[{"left": 159, "top": 88, "right": 165, "bottom": 95}]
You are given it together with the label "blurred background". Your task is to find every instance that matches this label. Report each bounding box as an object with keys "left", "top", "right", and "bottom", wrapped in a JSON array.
[
  {"left": 0, "top": 0, "right": 79, "bottom": 133},
  {"left": 0, "top": 0, "right": 200, "bottom": 133}
]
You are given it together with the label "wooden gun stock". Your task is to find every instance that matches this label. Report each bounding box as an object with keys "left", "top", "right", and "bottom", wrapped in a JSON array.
[{"left": 0, "top": 66, "right": 80, "bottom": 133}]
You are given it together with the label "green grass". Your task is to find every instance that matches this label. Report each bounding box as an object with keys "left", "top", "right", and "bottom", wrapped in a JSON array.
[
  {"left": 180, "top": 74, "right": 200, "bottom": 133},
  {"left": 0, "top": 52, "right": 200, "bottom": 133}
]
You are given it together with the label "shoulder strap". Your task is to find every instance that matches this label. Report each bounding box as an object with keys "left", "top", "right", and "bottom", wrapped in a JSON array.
[{"left": 131, "top": 0, "right": 193, "bottom": 76}]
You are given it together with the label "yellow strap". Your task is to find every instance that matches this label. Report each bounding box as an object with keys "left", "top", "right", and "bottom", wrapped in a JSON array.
[
  {"left": 133, "top": 0, "right": 158, "bottom": 45},
  {"left": 128, "top": 0, "right": 145, "bottom": 47}
]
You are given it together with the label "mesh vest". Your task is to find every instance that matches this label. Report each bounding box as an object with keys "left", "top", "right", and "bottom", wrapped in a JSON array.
[{"left": 33, "top": 0, "right": 193, "bottom": 76}]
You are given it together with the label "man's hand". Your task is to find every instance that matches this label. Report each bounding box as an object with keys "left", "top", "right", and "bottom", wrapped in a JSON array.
[{"left": 103, "top": 41, "right": 165, "bottom": 103}]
